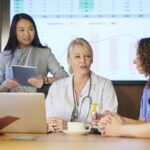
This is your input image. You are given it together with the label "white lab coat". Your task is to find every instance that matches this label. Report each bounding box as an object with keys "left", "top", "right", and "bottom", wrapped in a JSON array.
[{"left": 46, "top": 71, "right": 118, "bottom": 122}]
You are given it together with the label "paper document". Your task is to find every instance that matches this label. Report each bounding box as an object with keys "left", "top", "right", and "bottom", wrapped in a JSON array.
[{"left": 0, "top": 116, "right": 20, "bottom": 130}]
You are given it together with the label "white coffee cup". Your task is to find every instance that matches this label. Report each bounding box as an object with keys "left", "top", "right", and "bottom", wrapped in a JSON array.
[{"left": 67, "top": 122, "right": 91, "bottom": 132}]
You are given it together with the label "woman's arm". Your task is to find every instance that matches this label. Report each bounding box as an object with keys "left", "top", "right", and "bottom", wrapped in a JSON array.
[
  {"left": 46, "top": 48, "right": 68, "bottom": 79},
  {"left": 47, "top": 76, "right": 59, "bottom": 84},
  {"left": 122, "top": 117, "right": 145, "bottom": 124},
  {"left": 99, "top": 114, "right": 150, "bottom": 138},
  {"left": 101, "top": 80, "right": 118, "bottom": 112},
  {"left": 0, "top": 79, "right": 20, "bottom": 92},
  {"left": 117, "top": 123, "right": 150, "bottom": 138},
  {"left": 102, "top": 111, "right": 145, "bottom": 124}
]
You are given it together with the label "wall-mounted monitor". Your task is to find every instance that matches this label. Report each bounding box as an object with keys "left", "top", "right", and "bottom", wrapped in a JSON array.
[{"left": 1, "top": 0, "right": 150, "bottom": 84}]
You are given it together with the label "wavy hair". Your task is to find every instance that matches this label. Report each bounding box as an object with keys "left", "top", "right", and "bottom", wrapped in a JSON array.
[{"left": 137, "top": 37, "right": 150, "bottom": 87}]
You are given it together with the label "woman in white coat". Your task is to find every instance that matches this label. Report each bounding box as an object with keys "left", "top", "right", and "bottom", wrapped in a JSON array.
[{"left": 46, "top": 38, "right": 118, "bottom": 132}]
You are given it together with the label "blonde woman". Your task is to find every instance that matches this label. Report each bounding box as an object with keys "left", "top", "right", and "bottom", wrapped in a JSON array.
[{"left": 46, "top": 38, "right": 118, "bottom": 132}]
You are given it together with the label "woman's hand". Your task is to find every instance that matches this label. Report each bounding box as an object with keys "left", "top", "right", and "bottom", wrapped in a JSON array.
[
  {"left": 1, "top": 79, "right": 20, "bottom": 91},
  {"left": 47, "top": 117, "right": 67, "bottom": 133},
  {"left": 28, "top": 75, "right": 44, "bottom": 88},
  {"left": 98, "top": 113, "right": 123, "bottom": 136},
  {"left": 91, "top": 112, "right": 103, "bottom": 127}
]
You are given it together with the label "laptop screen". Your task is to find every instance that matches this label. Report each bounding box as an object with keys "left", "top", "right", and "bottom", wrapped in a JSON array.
[{"left": 0, "top": 93, "right": 47, "bottom": 134}]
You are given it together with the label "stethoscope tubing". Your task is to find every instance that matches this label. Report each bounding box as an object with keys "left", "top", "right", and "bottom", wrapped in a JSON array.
[{"left": 72, "top": 73, "right": 92, "bottom": 122}]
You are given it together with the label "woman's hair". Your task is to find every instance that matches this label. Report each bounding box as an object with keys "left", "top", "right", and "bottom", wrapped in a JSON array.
[
  {"left": 4, "top": 13, "right": 47, "bottom": 53},
  {"left": 67, "top": 38, "right": 93, "bottom": 73},
  {"left": 137, "top": 37, "right": 150, "bottom": 87},
  {"left": 67, "top": 38, "right": 93, "bottom": 58},
  {"left": 137, "top": 38, "right": 150, "bottom": 75}
]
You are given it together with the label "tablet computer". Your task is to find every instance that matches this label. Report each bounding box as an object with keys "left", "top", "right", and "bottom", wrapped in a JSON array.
[{"left": 12, "top": 65, "right": 38, "bottom": 86}]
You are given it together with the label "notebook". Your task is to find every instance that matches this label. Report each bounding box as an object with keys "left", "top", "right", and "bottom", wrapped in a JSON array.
[
  {"left": 0, "top": 93, "right": 47, "bottom": 134},
  {"left": 12, "top": 65, "right": 38, "bottom": 87}
]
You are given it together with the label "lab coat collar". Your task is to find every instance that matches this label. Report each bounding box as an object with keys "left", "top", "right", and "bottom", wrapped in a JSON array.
[{"left": 67, "top": 71, "right": 99, "bottom": 86}]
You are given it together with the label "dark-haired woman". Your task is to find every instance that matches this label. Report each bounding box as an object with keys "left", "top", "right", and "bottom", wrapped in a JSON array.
[
  {"left": 98, "top": 37, "right": 150, "bottom": 138},
  {"left": 0, "top": 13, "right": 68, "bottom": 93}
]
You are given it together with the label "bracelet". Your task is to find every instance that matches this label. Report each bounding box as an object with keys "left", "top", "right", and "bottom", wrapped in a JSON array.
[{"left": 44, "top": 76, "right": 49, "bottom": 84}]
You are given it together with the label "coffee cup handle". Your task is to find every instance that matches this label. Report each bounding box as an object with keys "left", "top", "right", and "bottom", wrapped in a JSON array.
[{"left": 85, "top": 123, "right": 91, "bottom": 132}]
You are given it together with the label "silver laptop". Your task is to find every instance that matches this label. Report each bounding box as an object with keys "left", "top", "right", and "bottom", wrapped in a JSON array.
[{"left": 0, "top": 93, "right": 47, "bottom": 134}]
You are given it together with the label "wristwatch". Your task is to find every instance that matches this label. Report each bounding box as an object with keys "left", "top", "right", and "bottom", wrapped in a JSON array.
[{"left": 43, "top": 76, "right": 49, "bottom": 84}]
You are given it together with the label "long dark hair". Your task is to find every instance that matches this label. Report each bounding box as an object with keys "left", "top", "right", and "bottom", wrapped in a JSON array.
[{"left": 4, "top": 13, "right": 47, "bottom": 53}]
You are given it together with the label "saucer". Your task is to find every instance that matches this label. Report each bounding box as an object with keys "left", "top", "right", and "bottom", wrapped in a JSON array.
[{"left": 62, "top": 130, "right": 90, "bottom": 135}]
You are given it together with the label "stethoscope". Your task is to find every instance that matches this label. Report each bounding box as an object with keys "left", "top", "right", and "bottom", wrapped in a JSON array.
[{"left": 71, "top": 73, "right": 92, "bottom": 122}]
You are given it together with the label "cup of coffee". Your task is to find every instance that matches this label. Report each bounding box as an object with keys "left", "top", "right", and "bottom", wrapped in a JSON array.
[{"left": 67, "top": 122, "right": 91, "bottom": 132}]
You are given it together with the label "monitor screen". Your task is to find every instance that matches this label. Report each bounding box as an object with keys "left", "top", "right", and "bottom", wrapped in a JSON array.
[{"left": 10, "top": 0, "right": 150, "bottom": 81}]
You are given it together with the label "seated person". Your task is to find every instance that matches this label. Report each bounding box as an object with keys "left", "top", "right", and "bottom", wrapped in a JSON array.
[
  {"left": 46, "top": 38, "right": 118, "bottom": 132},
  {"left": 98, "top": 37, "right": 150, "bottom": 138}
]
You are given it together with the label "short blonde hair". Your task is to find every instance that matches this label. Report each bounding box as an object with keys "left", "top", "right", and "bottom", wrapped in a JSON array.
[
  {"left": 67, "top": 38, "right": 93, "bottom": 59},
  {"left": 67, "top": 38, "right": 93, "bottom": 74}
]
